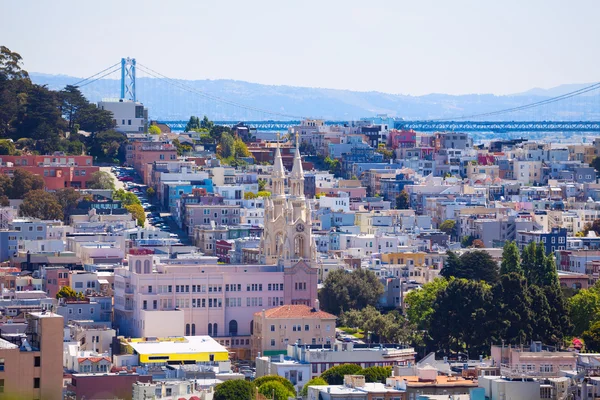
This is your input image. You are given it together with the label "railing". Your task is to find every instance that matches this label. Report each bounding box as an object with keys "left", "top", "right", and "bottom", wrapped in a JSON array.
[{"left": 500, "top": 364, "right": 561, "bottom": 379}]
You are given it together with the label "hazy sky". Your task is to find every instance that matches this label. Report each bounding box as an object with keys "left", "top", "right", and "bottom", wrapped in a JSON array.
[{"left": 2, "top": 0, "right": 598, "bottom": 95}]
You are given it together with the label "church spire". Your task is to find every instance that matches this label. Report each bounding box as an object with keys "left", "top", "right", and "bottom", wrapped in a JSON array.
[
  {"left": 272, "top": 132, "right": 286, "bottom": 197},
  {"left": 289, "top": 132, "right": 305, "bottom": 198}
]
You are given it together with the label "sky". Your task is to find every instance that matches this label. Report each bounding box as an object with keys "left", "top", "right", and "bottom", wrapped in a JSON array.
[{"left": 2, "top": 0, "right": 599, "bottom": 96}]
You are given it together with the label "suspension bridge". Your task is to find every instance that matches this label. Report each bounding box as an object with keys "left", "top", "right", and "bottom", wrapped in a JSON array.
[{"left": 57, "top": 58, "right": 600, "bottom": 133}]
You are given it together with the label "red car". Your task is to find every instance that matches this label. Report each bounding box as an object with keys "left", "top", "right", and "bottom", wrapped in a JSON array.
[{"left": 119, "top": 176, "right": 134, "bottom": 182}]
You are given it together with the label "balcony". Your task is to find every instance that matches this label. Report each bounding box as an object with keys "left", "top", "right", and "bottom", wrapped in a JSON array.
[{"left": 500, "top": 363, "right": 560, "bottom": 379}]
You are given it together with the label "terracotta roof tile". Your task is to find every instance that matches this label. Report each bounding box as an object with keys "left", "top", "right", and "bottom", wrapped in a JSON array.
[{"left": 254, "top": 305, "right": 336, "bottom": 320}]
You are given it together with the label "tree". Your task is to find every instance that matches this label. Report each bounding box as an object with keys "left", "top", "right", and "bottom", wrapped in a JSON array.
[
  {"left": 113, "top": 189, "right": 141, "bottom": 206},
  {"left": 544, "top": 283, "right": 572, "bottom": 345},
  {"left": 53, "top": 188, "right": 81, "bottom": 220},
  {"left": 87, "top": 130, "right": 127, "bottom": 161},
  {"left": 184, "top": 116, "right": 201, "bottom": 132},
  {"left": 529, "top": 284, "right": 554, "bottom": 343},
  {"left": 56, "top": 286, "right": 81, "bottom": 300},
  {"left": 324, "top": 156, "right": 341, "bottom": 177},
  {"left": 10, "top": 169, "right": 44, "bottom": 199},
  {"left": 257, "top": 191, "right": 271, "bottom": 198},
  {"left": 253, "top": 375, "right": 295, "bottom": 395},
  {"left": 201, "top": 115, "right": 214, "bottom": 130},
  {"left": 20, "top": 190, "right": 63, "bottom": 220},
  {"left": 214, "top": 380, "right": 256, "bottom": 400},
  {"left": 300, "top": 377, "right": 327, "bottom": 397},
  {"left": 461, "top": 235, "right": 475, "bottom": 248},
  {"left": 429, "top": 278, "right": 494, "bottom": 358},
  {"left": 569, "top": 286, "right": 600, "bottom": 335},
  {"left": 258, "top": 178, "right": 267, "bottom": 191},
  {"left": 234, "top": 138, "right": 251, "bottom": 158},
  {"left": 395, "top": 190, "right": 409, "bottom": 210},
  {"left": 500, "top": 241, "right": 523, "bottom": 276},
  {"left": 218, "top": 132, "right": 236, "bottom": 159},
  {"left": 0, "top": 174, "right": 12, "bottom": 198},
  {"left": 440, "top": 250, "right": 498, "bottom": 283},
  {"left": 244, "top": 192, "right": 257, "bottom": 200},
  {"left": 583, "top": 321, "right": 600, "bottom": 352},
  {"left": 439, "top": 220, "right": 456, "bottom": 236},
  {"left": 404, "top": 278, "right": 450, "bottom": 331},
  {"left": 146, "top": 187, "right": 155, "bottom": 200},
  {"left": 87, "top": 171, "right": 115, "bottom": 190},
  {"left": 0, "top": 46, "right": 30, "bottom": 81},
  {"left": 257, "top": 381, "right": 295, "bottom": 400},
  {"left": 173, "top": 138, "right": 193, "bottom": 156},
  {"left": 321, "top": 364, "right": 363, "bottom": 385},
  {"left": 361, "top": 366, "right": 392, "bottom": 383},
  {"left": 319, "top": 269, "right": 384, "bottom": 315},
  {"left": 376, "top": 143, "right": 394, "bottom": 161},
  {"left": 0, "top": 139, "right": 16, "bottom": 155},
  {"left": 0, "top": 195, "right": 9, "bottom": 206},
  {"left": 472, "top": 239, "right": 485, "bottom": 248},
  {"left": 148, "top": 125, "right": 161, "bottom": 135},
  {"left": 491, "top": 273, "right": 532, "bottom": 345},
  {"left": 125, "top": 203, "right": 145, "bottom": 226}
]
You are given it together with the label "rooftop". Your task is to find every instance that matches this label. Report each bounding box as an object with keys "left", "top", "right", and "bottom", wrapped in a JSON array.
[
  {"left": 255, "top": 305, "right": 336, "bottom": 320},
  {"left": 125, "top": 336, "right": 227, "bottom": 356}
]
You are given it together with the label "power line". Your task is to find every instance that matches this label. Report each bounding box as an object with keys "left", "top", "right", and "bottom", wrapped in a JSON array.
[
  {"left": 136, "top": 63, "right": 304, "bottom": 120},
  {"left": 71, "top": 62, "right": 121, "bottom": 87}
]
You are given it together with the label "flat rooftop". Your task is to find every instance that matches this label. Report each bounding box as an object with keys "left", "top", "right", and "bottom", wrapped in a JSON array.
[{"left": 126, "top": 336, "right": 227, "bottom": 355}]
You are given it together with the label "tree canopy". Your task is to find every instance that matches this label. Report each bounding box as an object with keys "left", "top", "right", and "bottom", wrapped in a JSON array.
[
  {"left": 440, "top": 250, "right": 499, "bottom": 283},
  {"left": 319, "top": 269, "right": 384, "bottom": 315},
  {"left": 87, "top": 171, "right": 115, "bottom": 190},
  {"left": 214, "top": 380, "right": 255, "bottom": 400},
  {"left": 20, "top": 190, "right": 63, "bottom": 221},
  {"left": 321, "top": 364, "right": 363, "bottom": 385},
  {"left": 300, "top": 377, "right": 327, "bottom": 397}
]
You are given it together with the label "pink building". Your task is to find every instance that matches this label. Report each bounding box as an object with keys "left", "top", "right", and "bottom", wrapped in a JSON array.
[
  {"left": 491, "top": 343, "right": 577, "bottom": 378},
  {"left": 44, "top": 267, "right": 70, "bottom": 298},
  {"left": 0, "top": 154, "right": 98, "bottom": 190},
  {"left": 388, "top": 129, "right": 417, "bottom": 149},
  {"left": 125, "top": 141, "right": 178, "bottom": 184},
  {"left": 316, "top": 187, "right": 367, "bottom": 200}
]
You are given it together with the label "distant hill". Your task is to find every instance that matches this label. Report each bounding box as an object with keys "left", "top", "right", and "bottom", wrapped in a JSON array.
[{"left": 30, "top": 73, "right": 600, "bottom": 121}]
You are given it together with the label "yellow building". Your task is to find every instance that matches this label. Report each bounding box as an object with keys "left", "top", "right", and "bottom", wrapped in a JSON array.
[
  {"left": 121, "top": 336, "right": 229, "bottom": 365},
  {"left": 381, "top": 251, "right": 426, "bottom": 267}
]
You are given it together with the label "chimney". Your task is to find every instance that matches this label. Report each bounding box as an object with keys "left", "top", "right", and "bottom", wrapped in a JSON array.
[{"left": 314, "top": 299, "right": 319, "bottom": 311}]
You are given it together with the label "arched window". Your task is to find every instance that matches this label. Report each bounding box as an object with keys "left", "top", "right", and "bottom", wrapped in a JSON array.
[
  {"left": 191, "top": 323, "right": 196, "bottom": 335},
  {"left": 229, "top": 320, "right": 238, "bottom": 336},
  {"left": 143, "top": 260, "right": 151, "bottom": 274},
  {"left": 213, "top": 323, "right": 218, "bottom": 337},
  {"left": 135, "top": 260, "right": 141, "bottom": 274},
  {"left": 208, "top": 323, "right": 213, "bottom": 336},
  {"left": 294, "top": 235, "right": 304, "bottom": 258},
  {"left": 250, "top": 321, "right": 254, "bottom": 335},
  {"left": 186, "top": 324, "right": 190, "bottom": 335}
]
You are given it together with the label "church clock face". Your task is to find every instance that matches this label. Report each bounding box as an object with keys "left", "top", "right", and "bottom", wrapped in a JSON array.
[{"left": 296, "top": 223, "right": 305, "bottom": 232}]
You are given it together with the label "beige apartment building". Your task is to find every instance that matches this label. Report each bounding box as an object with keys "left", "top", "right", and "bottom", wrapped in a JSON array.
[
  {"left": 251, "top": 304, "right": 336, "bottom": 358},
  {"left": 0, "top": 312, "right": 64, "bottom": 400}
]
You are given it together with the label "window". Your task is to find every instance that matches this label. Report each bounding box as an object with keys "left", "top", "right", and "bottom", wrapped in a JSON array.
[
  {"left": 305, "top": 324, "right": 310, "bottom": 331},
  {"left": 34, "top": 356, "right": 40, "bottom": 367},
  {"left": 33, "top": 378, "right": 40, "bottom": 389},
  {"left": 0, "top": 358, "right": 4, "bottom": 371},
  {"left": 271, "top": 325, "right": 275, "bottom": 332},
  {"left": 0, "top": 379, "right": 4, "bottom": 393},
  {"left": 271, "top": 339, "right": 276, "bottom": 347}
]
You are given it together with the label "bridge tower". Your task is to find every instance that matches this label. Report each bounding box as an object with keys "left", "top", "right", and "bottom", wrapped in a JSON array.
[{"left": 120, "top": 58, "right": 136, "bottom": 101}]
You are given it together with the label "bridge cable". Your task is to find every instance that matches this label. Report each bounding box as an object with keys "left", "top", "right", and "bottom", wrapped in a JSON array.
[
  {"left": 76, "top": 66, "right": 122, "bottom": 88},
  {"left": 70, "top": 62, "right": 121, "bottom": 87},
  {"left": 428, "top": 82, "right": 600, "bottom": 121},
  {"left": 135, "top": 63, "right": 305, "bottom": 120}
]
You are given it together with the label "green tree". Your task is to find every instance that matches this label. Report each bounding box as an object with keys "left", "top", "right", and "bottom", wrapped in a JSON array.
[
  {"left": 324, "top": 156, "right": 341, "bottom": 177},
  {"left": 53, "top": 188, "right": 81, "bottom": 220},
  {"left": 20, "top": 190, "right": 64, "bottom": 220},
  {"left": 0, "top": 174, "right": 13, "bottom": 198},
  {"left": 440, "top": 250, "right": 499, "bottom": 283},
  {"left": 257, "top": 381, "right": 295, "bottom": 400},
  {"left": 59, "top": 85, "right": 112, "bottom": 134},
  {"left": 218, "top": 132, "right": 236, "bottom": 159},
  {"left": 125, "top": 203, "right": 146, "bottom": 226},
  {"left": 148, "top": 125, "right": 161, "bottom": 135},
  {"left": 234, "top": 138, "right": 251, "bottom": 158},
  {"left": 429, "top": 278, "right": 494, "bottom": 357},
  {"left": 300, "top": 377, "right": 327, "bottom": 397},
  {"left": 439, "top": 220, "right": 456, "bottom": 236},
  {"left": 56, "top": 286, "right": 80, "bottom": 300},
  {"left": 87, "top": 130, "right": 127, "bottom": 161},
  {"left": 529, "top": 284, "right": 554, "bottom": 342},
  {"left": 395, "top": 190, "right": 410, "bottom": 210},
  {"left": 244, "top": 192, "right": 257, "bottom": 200},
  {"left": 569, "top": 286, "right": 600, "bottom": 336},
  {"left": 87, "top": 171, "right": 115, "bottom": 190},
  {"left": 146, "top": 187, "right": 155, "bottom": 200},
  {"left": 10, "top": 169, "right": 44, "bottom": 199},
  {"left": 544, "top": 283, "right": 572, "bottom": 345},
  {"left": 500, "top": 241, "right": 523, "bottom": 276},
  {"left": 321, "top": 364, "right": 363, "bottom": 385},
  {"left": 0, "top": 45, "right": 30, "bottom": 81},
  {"left": 257, "top": 191, "right": 271, "bottom": 198},
  {"left": 404, "top": 278, "right": 450, "bottom": 331},
  {"left": 491, "top": 273, "right": 532, "bottom": 345},
  {"left": 253, "top": 375, "right": 295, "bottom": 395},
  {"left": 319, "top": 269, "right": 384, "bottom": 315},
  {"left": 0, "top": 195, "right": 9, "bottom": 206},
  {"left": 583, "top": 321, "right": 600, "bottom": 352},
  {"left": 184, "top": 116, "right": 201, "bottom": 132},
  {"left": 113, "top": 189, "right": 141, "bottom": 206},
  {"left": 201, "top": 115, "right": 214, "bottom": 130},
  {"left": 376, "top": 143, "right": 394, "bottom": 161},
  {"left": 361, "top": 366, "right": 392, "bottom": 383},
  {"left": 0, "top": 139, "right": 16, "bottom": 155},
  {"left": 214, "top": 380, "right": 256, "bottom": 400},
  {"left": 461, "top": 235, "right": 475, "bottom": 248}
]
